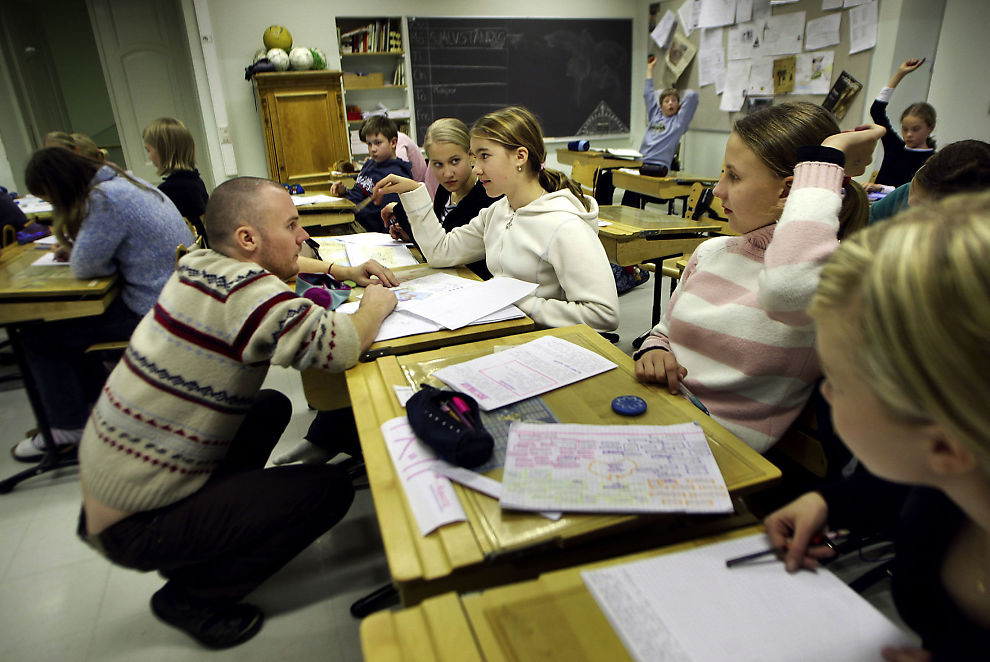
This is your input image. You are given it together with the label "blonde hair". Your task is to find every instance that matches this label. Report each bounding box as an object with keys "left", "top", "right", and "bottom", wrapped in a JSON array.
[
  {"left": 471, "top": 106, "right": 591, "bottom": 211},
  {"left": 734, "top": 102, "right": 867, "bottom": 238},
  {"left": 810, "top": 191, "right": 990, "bottom": 468},
  {"left": 142, "top": 117, "right": 196, "bottom": 176},
  {"left": 423, "top": 118, "right": 470, "bottom": 155},
  {"left": 44, "top": 131, "right": 106, "bottom": 162}
]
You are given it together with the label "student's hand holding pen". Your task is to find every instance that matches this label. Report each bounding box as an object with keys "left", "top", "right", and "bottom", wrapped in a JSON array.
[{"left": 763, "top": 492, "right": 836, "bottom": 572}]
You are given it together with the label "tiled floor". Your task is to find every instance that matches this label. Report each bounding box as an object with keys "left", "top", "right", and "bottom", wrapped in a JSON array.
[{"left": 0, "top": 271, "right": 909, "bottom": 660}]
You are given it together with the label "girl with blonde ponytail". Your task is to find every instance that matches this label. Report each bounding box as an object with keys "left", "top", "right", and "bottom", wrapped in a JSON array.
[{"left": 375, "top": 106, "right": 618, "bottom": 332}]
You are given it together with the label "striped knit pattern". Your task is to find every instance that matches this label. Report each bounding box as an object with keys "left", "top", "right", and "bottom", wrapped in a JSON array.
[
  {"left": 79, "top": 249, "right": 360, "bottom": 512},
  {"left": 638, "top": 161, "right": 843, "bottom": 452}
]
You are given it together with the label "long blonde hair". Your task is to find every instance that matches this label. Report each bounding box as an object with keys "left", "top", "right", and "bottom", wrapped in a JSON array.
[
  {"left": 423, "top": 117, "right": 470, "bottom": 154},
  {"left": 810, "top": 191, "right": 990, "bottom": 468},
  {"left": 471, "top": 106, "right": 592, "bottom": 211},
  {"left": 142, "top": 117, "right": 197, "bottom": 176},
  {"left": 734, "top": 102, "right": 867, "bottom": 238}
]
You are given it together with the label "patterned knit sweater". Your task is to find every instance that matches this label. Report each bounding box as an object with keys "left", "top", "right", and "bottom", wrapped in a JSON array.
[
  {"left": 637, "top": 160, "right": 845, "bottom": 452},
  {"left": 79, "top": 249, "right": 361, "bottom": 512}
]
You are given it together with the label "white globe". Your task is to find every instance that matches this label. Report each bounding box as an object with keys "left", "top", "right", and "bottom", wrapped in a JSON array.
[
  {"left": 289, "top": 47, "right": 314, "bottom": 70},
  {"left": 266, "top": 48, "right": 290, "bottom": 71},
  {"left": 253, "top": 48, "right": 267, "bottom": 64}
]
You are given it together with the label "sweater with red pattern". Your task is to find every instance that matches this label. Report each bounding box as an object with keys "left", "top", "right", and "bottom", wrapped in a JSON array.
[
  {"left": 636, "top": 160, "right": 845, "bottom": 452},
  {"left": 79, "top": 249, "right": 361, "bottom": 511}
]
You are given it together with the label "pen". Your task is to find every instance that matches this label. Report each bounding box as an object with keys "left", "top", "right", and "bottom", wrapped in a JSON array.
[
  {"left": 725, "top": 532, "right": 841, "bottom": 568},
  {"left": 440, "top": 402, "right": 463, "bottom": 425},
  {"left": 678, "top": 384, "right": 709, "bottom": 415},
  {"left": 449, "top": 396, "right": 475, "bottom": 429}
]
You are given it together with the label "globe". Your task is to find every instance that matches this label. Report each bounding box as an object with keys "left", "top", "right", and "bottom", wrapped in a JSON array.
[
  {"left": 289, "top": 47, "right": 314, "bottom": 70},
  {"left": 263, "top": 25, "right": 292, "bottom": 51},
  {"left": 253, "top": 48, "right": 267, "bottom": 64},
  {"left": 266, "top": 48, "right": 290, "bottom": 71}
]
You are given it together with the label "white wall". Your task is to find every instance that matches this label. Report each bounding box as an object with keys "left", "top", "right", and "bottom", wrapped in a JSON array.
[{"left": 928, "top": 0, "right": 990, "bottom": 145}]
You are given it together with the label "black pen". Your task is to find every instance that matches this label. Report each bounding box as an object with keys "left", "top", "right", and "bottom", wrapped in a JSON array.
[{"left": 725, "top": 531, "right": 842, "bottom": 568}]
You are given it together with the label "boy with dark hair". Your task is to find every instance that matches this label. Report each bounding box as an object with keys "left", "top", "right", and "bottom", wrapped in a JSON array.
[{"left": 331, "top": 116, "right": 412, "bottom": 231}]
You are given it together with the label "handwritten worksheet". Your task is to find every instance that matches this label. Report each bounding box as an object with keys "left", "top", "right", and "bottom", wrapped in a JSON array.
[
  {"left": 433, "top": 335, "right": 617, "bottom": 411},
  {"left": 401, "top": 276, "right": 536, "bottom": 330},
  {"left": 380, "top": 416, "right": 466, "bottom": 536},
  {"left": 500, "top": 422, "right": 732, "bottom": 514},
  {"left": 582, "top": 533, "right": 916, "bottom": 662}
]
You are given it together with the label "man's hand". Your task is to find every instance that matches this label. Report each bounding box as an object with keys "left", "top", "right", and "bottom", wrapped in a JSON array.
[{"left": 344, "top": 259, "right": 399, "bottom": 287}]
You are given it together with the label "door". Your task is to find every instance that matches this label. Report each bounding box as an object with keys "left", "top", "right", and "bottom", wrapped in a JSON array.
[{"left": 87, "top": 0, "right": 212, "bottom": 187}]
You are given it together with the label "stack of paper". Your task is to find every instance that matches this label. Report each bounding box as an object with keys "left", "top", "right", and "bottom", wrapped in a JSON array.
[
  {"left": 332, "top": 232, "right": 419, "bottom": 269},
  {"left": 583, "top": 533, "right": 916, "bottom": 661}
]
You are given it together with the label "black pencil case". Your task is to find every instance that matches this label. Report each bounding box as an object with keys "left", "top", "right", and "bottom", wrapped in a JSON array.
[{"left": 406, "top": 384, "right": 493, "bottom": 468}]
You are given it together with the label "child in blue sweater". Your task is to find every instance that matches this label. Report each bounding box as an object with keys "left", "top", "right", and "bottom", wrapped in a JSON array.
[{"left": 330, "top": 116, "right": 412, "bottom": 231}]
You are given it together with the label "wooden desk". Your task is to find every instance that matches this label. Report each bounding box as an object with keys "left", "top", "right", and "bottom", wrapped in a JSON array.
[
  {"left": 0, "top": 244, "right": 119, "bottom": 493},
  {"left": 346, "top": 325, "right": 779, "bottom": 606},
  {"left": 598, "top": 206, "right": 718, "bottom": 325},
  {"left": 556, "top": 148, "right": 643, "bottom": 169},
  {"left": 300, "top": 263, "right": 536, "bottom": 411},
  {"left": 612, "top": 169, "right": 717, "bottom": 208},
  {"left": 361, "top": 524, "right": 766, "bottom": 661},
  {"left": 295, "top": 197, "right": 360, "bottom": 234}
]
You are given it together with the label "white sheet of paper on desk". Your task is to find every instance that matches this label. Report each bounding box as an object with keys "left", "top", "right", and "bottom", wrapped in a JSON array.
[
  {"left": 337, "top": 301, "right": 524, "bottom": 343},
  {"left": 432, "top": 462, "right": 562, "bottom": 521},
  {"left": 432, "top": 335, "right": 617, "bottom": 411},
  {"left": 335, "top": 232, "right": 409, "bottom": 247},
  {"left": 380, "top": 416, "right": 467, "bottom": 536},
  {"left": 15, "top": 195, "right": 53, "bottom": 214},
  {"left": 291, "top": 194, "right": 339, "bottom": 206},
  {"left": 500, "top": 422, "right": 732, "bottom": 514},
  {"left": 400, "top": 277, "right": 536, "bottom": 330},
  {"left": 33, "top": 235, "right": 58, "bottom": 246},
  {"left": 32, "top": 252, "right": 71, "bottom": 266},
  {"left": 604, "top": 148, "right": 643, "bottom": 159},
  {"left": 345, "top": 242, "right": 419, "bottom": 269},
  {"left": 393, "top": 272, "right": 477, "bottom": 308},
  {"left": 582, "top": 533, "right": 917, "bottom": 662}
]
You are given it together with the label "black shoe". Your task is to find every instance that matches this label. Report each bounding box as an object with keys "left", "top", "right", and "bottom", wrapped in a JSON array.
[{"left": 150, "top": 585, "right": 264, "bottom": 649}]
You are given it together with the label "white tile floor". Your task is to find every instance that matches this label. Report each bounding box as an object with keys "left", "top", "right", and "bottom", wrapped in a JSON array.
[{"left": 0, "top": 272, "right": 907, "bottom": 660}]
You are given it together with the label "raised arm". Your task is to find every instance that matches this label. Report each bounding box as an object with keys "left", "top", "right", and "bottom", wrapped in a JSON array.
[{"left": 887, "top": 57, "right": 925, "bottom": 89}]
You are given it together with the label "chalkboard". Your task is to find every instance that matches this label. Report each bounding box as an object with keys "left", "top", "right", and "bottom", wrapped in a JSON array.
[{"left": 408, "top": 17, "right": 632, "bottom": 141}]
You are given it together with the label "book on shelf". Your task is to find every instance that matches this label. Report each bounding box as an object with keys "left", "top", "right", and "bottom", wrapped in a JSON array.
[{"left": 339, "top": 19, "right": 401, "bottom": 54}]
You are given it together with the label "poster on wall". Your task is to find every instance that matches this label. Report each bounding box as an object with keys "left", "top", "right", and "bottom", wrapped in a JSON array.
[{"left": 822, "top": 69, "right": 862, "bottom": 120}]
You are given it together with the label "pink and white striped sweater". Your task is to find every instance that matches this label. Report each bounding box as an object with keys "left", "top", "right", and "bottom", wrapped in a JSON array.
[{"left": 637, "top": 160, "right": 845, "bottom": 452}]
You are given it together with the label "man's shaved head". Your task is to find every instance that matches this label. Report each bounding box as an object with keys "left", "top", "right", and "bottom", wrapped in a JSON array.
[{"left": 204, "top": 177, "right": 285, "bottom": 252}]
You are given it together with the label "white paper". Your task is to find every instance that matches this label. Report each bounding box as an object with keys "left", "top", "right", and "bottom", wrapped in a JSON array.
[
  {"left": 805, "top": 13, "right": 841, "bottom": 50},
  {"left": 33, "top": 235, "right": 58, "bottom": 246},
  {"left": 401, "top": 277, "right": 535, "bottom": 330},
  {"left": 604, "top": 148, "right": 644, "bottom": 159},
  {"left": 720, "top": 60, "right": 750, "bottom": 111},
  {"left": 345, "top": 242, "right": 419, "bottom": 269},
  {"left": 393, "top": 385, "right": 415, "bottom": 407},
  {"left": 337, "top": 300, "right": 524, "bottom": 343},
  {"left": 14, "top": 195, "right": 52, "bottom": 214},
  {"left": 433, "top": 335, "right": 617, "bottom": 411},
  {"left": 678, "top": 0, "right": 701, "bottom": 37},
  {"left": 753, "top": 0, "right": 772, "bottom": 20},
  {"left": 583, "top": 533, "right": 916, "bottom": 662},
  {"left": 844, "top": 0, "right": 872, "bottom": 7},
  {"left": 32, "top": 252, "right": 71, "bottom": 266},
  {"left": 380, "top": 416, "right": 467, "bottom": 536},
  {"left": 736, "top": 0, "right": 753, "bottom": 22},
  {"left": 650, "top": 10, "right": 677, "bottom": 49},
  {"left": 500, "top": 422, "right": 732, "bottom": 514},
  {"left": 794, "top": 51, "right": 835, "bottom": 95},
  {"left": 393, "top": 272, "right": 477, "bottom": 308},
  {"left": 758, "top": 11, "right": 806, "bottom": 56},
  {"left": 823, "top": 0, "right": 843, "bottom": 8},
  {"left": 291, "top": 194, "right": 340, "bottom": 206},
  {"left": 698, "top": 0, "right": 737, "bottom": 29},
  {"left": 432, "top": 462, "right": 562, "bottom": 521},
  {"left": 698, "top": 28, "right": 725, "bottom": 89},
  {"left": 727, "top": 22, "right": 757, "bottom": 61},
  {"left": 848, "top": 1, "right": 878, "bottom": 55},
  {"left": 335, "top": 232, "right": 409, "bottom": 247},
  {"left": 747, "top": 56, "right": 774, "bottom": 96}
]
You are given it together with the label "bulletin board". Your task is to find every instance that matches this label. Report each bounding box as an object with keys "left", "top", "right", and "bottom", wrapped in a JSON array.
[{"left": 651, "top": 0, "right": 875, "bottom": 132}]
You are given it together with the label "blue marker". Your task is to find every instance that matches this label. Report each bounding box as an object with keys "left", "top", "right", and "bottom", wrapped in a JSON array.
[{"left": 678, "top": 384, "right": 709, "bottom": 415}]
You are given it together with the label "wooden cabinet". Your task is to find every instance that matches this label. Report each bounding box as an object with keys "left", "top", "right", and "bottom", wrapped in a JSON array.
[{"left": 253, "top": 71, "right": 350, "bottom": 191}]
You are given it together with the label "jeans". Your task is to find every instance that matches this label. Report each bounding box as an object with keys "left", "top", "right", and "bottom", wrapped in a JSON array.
[
  {"left": 78, "top": 390, "right": 356, "bottom": 603},
  {"left": 19, "top": 296, "right": 141, "bottom": 428}
]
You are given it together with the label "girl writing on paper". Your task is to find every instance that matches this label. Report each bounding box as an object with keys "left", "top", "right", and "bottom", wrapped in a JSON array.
[
  {"left": 765, "top": 192, "right": 990, "bottom": 661},
  {"left": 375, "top": 106, "right": 619, "bottom": 332}
]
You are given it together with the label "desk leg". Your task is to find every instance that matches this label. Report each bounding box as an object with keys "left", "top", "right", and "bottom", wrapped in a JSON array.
[{"left": 0, "top": 324, "right": 78, "bottom": 494}]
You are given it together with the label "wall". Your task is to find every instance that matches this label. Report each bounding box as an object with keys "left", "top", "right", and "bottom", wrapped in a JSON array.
[{"left": 928, "top": 0, "right": 990, "bottom": 145}]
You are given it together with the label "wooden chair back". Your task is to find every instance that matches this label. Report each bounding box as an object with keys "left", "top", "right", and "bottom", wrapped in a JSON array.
[
  {"left": 1, "top": 224, "right": 15, "bottom": 248},
  {"left": 570, "top": 160, "right": 599, "bottom": 198},
  {"left": 685, "top": 183, "right": 735, "bottom": 235}
]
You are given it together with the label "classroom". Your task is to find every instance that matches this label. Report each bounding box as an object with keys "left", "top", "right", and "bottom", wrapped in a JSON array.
[{"left": 0, "top": 0, "right": 987, "bottom": 659}]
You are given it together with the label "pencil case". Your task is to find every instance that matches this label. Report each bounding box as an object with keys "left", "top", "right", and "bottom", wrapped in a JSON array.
[
  {"left": 295, "top": 272, "right": 351, "bottom": 310},
  {"left": 406, "top": 384, "right": 493, "bottom": 468}
]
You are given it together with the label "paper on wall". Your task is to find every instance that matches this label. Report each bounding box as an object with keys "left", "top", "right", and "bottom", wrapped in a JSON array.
[
  {"left": 650, "top": 10, "right": 677, "bottom": 49},
  {"left": 848, "top": 0, "right": 878, "bottom": 55}
]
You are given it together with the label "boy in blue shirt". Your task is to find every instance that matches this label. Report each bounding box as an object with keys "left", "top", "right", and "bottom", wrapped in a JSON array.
[{"left": 331, "top": 116, "right": 413, "bottom": 231}]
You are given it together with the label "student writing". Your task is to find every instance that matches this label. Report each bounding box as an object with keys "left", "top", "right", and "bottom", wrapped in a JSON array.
[
  {"left": 765, "top": 192, "right": 990, "bottom": 661},
  {"left": 634, "top": 104, "right": 880, "bottom": 453},
  {"left": 375, "top": 106, "right": 620, "bottom": 332}
]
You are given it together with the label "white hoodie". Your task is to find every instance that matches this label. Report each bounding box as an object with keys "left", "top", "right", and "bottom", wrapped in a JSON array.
[{"left": 399, "top": 184, "right": 619, "bottom": 331}]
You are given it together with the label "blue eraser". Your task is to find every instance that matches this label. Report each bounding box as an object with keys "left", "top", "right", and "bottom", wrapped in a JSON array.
[{"left": 612, "top": 395, "right": 647, "bottom": 416}]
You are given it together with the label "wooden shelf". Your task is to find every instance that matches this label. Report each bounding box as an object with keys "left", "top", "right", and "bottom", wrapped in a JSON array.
[
  {"left": 343, "top": 85, "right": 406, "bottom": 92},
  {"left": 340, "top": 51, "right": 404, "bottom": 57}
]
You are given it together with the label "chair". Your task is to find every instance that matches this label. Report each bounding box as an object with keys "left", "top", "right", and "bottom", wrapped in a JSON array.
[
  {"left": 685, "top": 183, "right": 733, "bottom": 233},
  {"left": 570, "top": 160, "right": 600, "bottom": 199},
  {"left": 2, "top": 224, "right": 16, "bottom": 248}
]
